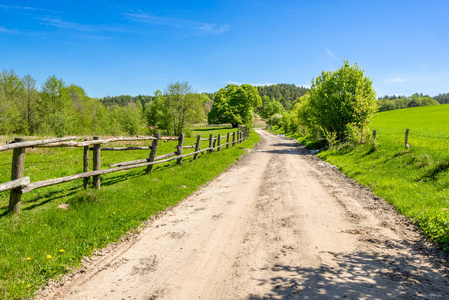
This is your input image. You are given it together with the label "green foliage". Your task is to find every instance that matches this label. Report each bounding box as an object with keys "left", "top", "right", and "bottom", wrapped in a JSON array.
[
  {"left": 164, "top": 81, "right": 204, "bottom": 135},
  {"left": 0, "top": 70, "right": 25, "bottom": 134},
  {"left": 434, "top": 93, "right": 449, "bottom": 104},
  {"left": 260, "top": 99, "right": 284, "bottom": 119},
  {"left": 269, "top": 113, "right": 283, "bottom": 126},
  {"left": 37, "top": 76, "right": 74, "bottom": 136},
  {"left": 377, "top": 93, "right": 440, "bottom": 112},
  {"left": 307, "top": 61, "right": 377, "bottom": 142},
  {"left": 256, "top": 83, "right": 309, "bottom": 110},
  {"left": 120, "top": 102, "right": 145, "bottom": 135},
  {"left": 208, "top": 84, "right": 262, "bottom": 127}
]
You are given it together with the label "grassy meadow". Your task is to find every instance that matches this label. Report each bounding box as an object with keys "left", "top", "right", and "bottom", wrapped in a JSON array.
[{"left": 0, "top": 127, "right": 260, "bottom": 299}]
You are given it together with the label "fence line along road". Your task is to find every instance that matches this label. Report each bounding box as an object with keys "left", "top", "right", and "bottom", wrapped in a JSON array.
[{"left": 0, "top": 127, "right": 250, "bottom": 214}]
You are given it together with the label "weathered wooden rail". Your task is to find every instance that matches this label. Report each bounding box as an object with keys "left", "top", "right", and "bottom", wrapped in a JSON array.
[{"left": 0, "top": 127, "right": 250, "bottom": 214}]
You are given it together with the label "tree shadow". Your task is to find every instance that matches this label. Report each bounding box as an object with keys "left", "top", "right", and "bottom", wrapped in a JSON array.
[
  {"left": 246, "top": 248, "right": 449, "bottom": 299},
  {"left": 262, "top": 143, "right": 310, "bottom": 156},
  {"left": 0, "top": 187, "right": 79, "bottom": 218}
]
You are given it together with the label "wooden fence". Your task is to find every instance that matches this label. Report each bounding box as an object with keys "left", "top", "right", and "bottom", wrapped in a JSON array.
[{"left": 0, "top": 127, "right": 250, "bottom": 214}]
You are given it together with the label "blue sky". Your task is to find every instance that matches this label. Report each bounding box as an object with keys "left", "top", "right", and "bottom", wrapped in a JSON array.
[{"left": 1, "top": 0, "right": 448, "bottom": 98}]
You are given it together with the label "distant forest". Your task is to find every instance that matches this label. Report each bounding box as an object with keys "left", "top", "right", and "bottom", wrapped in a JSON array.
[
  {"left": 377, "top": 93, "right": 447, "bottom": 112},
  {"left": 100, "top": 83, "right": 310, "bottom": 111}
]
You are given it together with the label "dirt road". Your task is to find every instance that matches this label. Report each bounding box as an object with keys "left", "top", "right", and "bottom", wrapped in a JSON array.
[{"left": 43, "top": 129, "right": 449, "bottom": 299}]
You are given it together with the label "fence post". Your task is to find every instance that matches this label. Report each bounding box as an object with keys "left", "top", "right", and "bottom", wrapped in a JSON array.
[
  {"left": 373, "top": 130, "right": 377, "bottom": 141},
  {"left": 217, "top": 134, "right": 221, "bottom": 151},
  {"left": 194, "top": 135, "right": 201, "bottom": 160},
  {"left": 93, "top": 136, "right": 101, "bottom": 189},
  {"left": 177, "top": 133, "right": 185, "bottom": 164},
  {"left": 208, "top": 134, "right": 213, "bottom": 153},
  {"left": 9, "top": 137, "right": 26, "bottom": 214},
  {"left": 83, "top": 139, "right": 90, "bottom": 189},
  {"left": 232, "top": 132, "right": 236, "bottom": 146},
  {"left": 405, "top": 128, "right": 410, "bottom": 149},
  {"left": 226, "top": 133, "right": 230, "bottom": 149},
  {"left": 147, "top": 132, "right": 160, "bottom": 173}
]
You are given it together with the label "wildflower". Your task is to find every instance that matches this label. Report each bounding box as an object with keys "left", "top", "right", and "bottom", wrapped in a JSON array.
[
  {"left": 26, "top": 257, "right": 31, "bottom": 261},
  {"left": 59, "top": 249, "right": 65, "bottom": 253},
  {"left": 46, "top": 255, "right": 52, "bottom": 259}
]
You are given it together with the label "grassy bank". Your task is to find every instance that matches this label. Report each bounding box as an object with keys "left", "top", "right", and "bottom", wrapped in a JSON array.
[
  {"left": 0, "top": 127, "right": 260, "bottom": 299},
  {"left": 270, "top": 105, "right": 449, "bottom": 250}
]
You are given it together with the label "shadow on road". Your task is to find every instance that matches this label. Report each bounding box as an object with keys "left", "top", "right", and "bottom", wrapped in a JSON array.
[
  {"left": 262, "top": 142, "right": 310, "bottom": 156},
  {"left": 246, "top": 247, "right": 449, "bottom": 300}
]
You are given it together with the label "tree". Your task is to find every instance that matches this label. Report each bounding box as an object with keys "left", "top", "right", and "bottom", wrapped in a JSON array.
[
  {"left": 37, "top": 75, "right": 72, "bottom": 136},
  {"left": 164, "top": 81, "right": 204, "bottom": 135},
  {"left": 22, "top": 75, "right": 38, "bottom": 134},
  {"left": 120, "top": 102, "right": 144, "bottom": 135},
  {"left": 0, "top": 70, "right": 24, "bottom": 134},
  {"left": 208, "top": 84, "right": 262, "bottom": 128},
  {"left": 260, "top": 99, "right": 284, "bottom": 119},
  {"left": 306, "top": 61, "right": 377, "bottom": 142},
  {"left": 145, "top": 90, "right": 172, "bottom": 135}
]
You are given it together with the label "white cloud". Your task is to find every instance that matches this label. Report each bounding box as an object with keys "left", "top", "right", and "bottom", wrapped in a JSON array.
[
  {"left": 0, "top": 26, "right": 19, "bottom": 34},
  {"left": 39, "top": 17, "right": 110, "bottom": 32},
  {"left": 0, "top": 4, "right": 61, "bottom": 13},
  {"left": 385, "top": 77, "right": 407, "bottom": 84},
  {"left": 124, "top": 10, "right": 230, "bottom": 35},
  {"left": 324, "top": 47, "right": 336, "bottom": 60}
]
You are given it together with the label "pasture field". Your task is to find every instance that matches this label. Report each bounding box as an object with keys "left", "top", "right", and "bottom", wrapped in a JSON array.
[
  {"left": 318, "top": 104, "right": 449, "bottom": 249},
  {"left": 0, "top": 127, "right": 260, "bottom": 299}
]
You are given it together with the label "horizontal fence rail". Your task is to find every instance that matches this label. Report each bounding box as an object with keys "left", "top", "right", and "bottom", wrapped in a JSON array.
[{"left": 0, "top": 127, "right": 250, "bottom": 214}]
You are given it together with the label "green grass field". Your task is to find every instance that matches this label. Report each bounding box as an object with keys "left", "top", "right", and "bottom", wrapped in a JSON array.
[
  {"left": 0, "top": 127, "right": 260, "bottom": 299},
  {"left": 318, "top": 104, "right": 449, "bottom": 249}
]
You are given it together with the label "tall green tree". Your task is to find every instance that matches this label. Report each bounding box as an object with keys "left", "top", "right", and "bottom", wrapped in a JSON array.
[
  {"left": 164, "top": 81, "right": 204, "bottom": 135},
  {"left": 145, "top": 89, "right": 173, "bottom": 135},
  {"left": 0, "top": 70, "right": 24, "bottom": 134},
  {"left": 307, "top": 61, "right": 377, "bottom": 141},
  {"left": 260, "top": 99, "right": 284, "bottom": 119},
  {"left": 37, "top": 75, "right": 72, "bottom": 136},
  {"left": 208, "top": 84, "right": 262, "bottom": 128},
  {"left": 22, "top": 75, "right": 39, "bottom": 134}
]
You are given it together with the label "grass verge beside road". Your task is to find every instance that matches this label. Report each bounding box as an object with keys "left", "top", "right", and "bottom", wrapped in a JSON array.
[{"left": 0, "top": 128, "right": 260, "bottom": 299}]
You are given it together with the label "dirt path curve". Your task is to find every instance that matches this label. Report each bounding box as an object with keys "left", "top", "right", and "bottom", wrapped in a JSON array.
[{"left": 44, "top": 129, "right": 449, "bottom": 300}]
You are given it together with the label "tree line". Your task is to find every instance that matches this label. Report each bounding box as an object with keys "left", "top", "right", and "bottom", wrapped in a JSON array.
[
  {"left": 377, "top": 93, "right": 441, "bottom": 112},
  {"left": 0, "top": 70, "right": 217, "bottom": 137}
]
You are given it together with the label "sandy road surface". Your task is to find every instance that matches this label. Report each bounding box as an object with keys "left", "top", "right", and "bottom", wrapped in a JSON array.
[{"left": 41, "top": 129, "right": 449, "bottom": 299}]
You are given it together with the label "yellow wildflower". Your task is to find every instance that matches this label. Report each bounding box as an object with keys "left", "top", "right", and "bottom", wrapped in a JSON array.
[
  {"left": 59, "top": 249, "right": 65, "bottom": 253},
  {"left": 46, "top": 255, "right": 52, "bottom": 259},
  {"left": 26, "top": 257, "right": 31, "bottom": 261}
]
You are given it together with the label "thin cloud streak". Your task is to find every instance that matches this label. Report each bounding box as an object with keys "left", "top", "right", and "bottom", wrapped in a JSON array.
[
  {"left": 0, "top": 4, "right": 62, "bottom": 14},
  {"left": 39, "top": 17, "right": 112, "bottom": 32},
  {"left": 385, "top": 77, "right": 407, "bottom": 83},
  {"left": 124, "top": 10, "right": 230, "bottom": 35},
  {"left": 0, "top": 26, "right": 20, "bottom": 34},
  {"left": 324, "top": 47, "right": 336, "bottom": 60}
]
